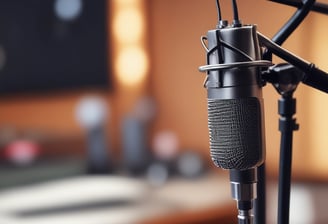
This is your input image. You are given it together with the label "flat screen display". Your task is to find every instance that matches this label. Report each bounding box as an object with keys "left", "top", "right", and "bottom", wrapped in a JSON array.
[{"left": 0, "top": 0, "right": 110, "bottom": 95}]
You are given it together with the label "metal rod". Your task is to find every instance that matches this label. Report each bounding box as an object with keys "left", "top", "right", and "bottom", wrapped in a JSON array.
[
  {"left": 269, "top": 0, "right": 328, "bottom": 15},
  {"left": 277, "top": 96, "right": 298, "bottom": 224}
]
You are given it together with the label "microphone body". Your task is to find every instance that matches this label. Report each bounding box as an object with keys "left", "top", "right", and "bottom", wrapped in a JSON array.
[
  {"left": 201, "top": 24, "right": 266, "bottom": 222},
  {"left": 205, "top": 25, "right": 265, "bottom": 170}
]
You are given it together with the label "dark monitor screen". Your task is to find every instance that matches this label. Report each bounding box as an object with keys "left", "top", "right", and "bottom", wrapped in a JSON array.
[{"left": 0, "top": 0, "right": 110, "bottom": 95}]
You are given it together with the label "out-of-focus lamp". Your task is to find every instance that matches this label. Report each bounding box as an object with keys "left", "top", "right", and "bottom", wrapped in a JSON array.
[{"left": 113, "top": 0, "right": 148, "bottom": 87}]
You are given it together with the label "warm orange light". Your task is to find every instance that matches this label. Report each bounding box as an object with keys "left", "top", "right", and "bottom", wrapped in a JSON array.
[
  {"left": 113, "top": 8, "right": 144, "bottom": 44},
  {"left": 113, "top": 0, "right": 138, "bottom": 7},
  {"left": 115, "top": 46, "right": 149, "bottom": 86},
  {"left": 113, "top": 0, "right": 148, "bottom": 87}
]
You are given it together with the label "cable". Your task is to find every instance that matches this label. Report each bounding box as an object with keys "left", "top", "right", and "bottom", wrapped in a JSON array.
[
  {"left": 215, "top": 0, "right": 228, "bottom": 28},
  {"left": 263, "top": 0, "right": 315, "bottom": 61},
  {"left": 269, "top": 0, "right": 328, "bottom": 15},
  {"left": 216, "top": 0, "right": 222, "bottom": 21},
  {"left": 272, "top": 0, "right": 315, "bottom": 45},
  {"left": 232, "top": 0, "right": 239, "bottom": 21},
  {"left": 232, "top": 0, "right": 242, "bottom": 26}
]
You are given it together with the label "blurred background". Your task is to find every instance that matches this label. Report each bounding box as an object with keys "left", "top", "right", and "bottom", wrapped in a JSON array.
[{"left": 0, "top": 0, "right": 328, "bottom": 223}]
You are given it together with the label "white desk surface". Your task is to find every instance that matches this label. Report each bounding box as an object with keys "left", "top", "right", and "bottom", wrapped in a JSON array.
[{"left": 0, "top": 172, "right": 232, "bottom": 224}]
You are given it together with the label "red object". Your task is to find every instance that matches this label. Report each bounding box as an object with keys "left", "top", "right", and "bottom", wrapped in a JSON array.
[{"left": 4, "top": 140, "right": 40, "bottom": 165}]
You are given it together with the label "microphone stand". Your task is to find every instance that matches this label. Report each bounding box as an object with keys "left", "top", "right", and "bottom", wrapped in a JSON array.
[
  {"left": 258, "top": 1, "right": 315, "bottom": 223},
  {"left": 259, "top": 33, "right": 328, "bottom": 224},
  {"left": 276, "top": 90, "right": 297, "bottom": 224},
  {"left": 269, "top": 0, "right": 328, "bottom": 15},
  {"left": 263, "top": 64, "right": 302, "bottom": 224}
]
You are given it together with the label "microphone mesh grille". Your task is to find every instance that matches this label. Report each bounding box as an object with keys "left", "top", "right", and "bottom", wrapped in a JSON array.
[{"left": 208, "top": 98, "right": 263, "bottom": 170}]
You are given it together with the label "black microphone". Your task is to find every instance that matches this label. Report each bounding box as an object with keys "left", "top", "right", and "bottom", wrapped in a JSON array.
[
  {"left": 199, "top": 1, "right": 271, "bottom": 223},
  {"left": 202, "top": 25, "right": 266, "bottom": 170}
]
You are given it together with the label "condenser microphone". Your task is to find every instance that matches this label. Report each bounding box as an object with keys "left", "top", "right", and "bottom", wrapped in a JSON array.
[
  {"left": 199, "top": 1, "right": 271, "bottom": 222},
  {"left": 201, "top": 25, "right": 266, "bottom": 170}
]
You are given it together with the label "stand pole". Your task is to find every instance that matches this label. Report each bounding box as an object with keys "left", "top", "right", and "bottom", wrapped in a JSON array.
[
  {"left": 254, "top": 163, "right": 266, "bottom": 224},
  {"left": 277, "top": 95, "right": 299, "bottom": 224},
  {"left": 262, "top": 64, "right": 301, "bottom": 224}
]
